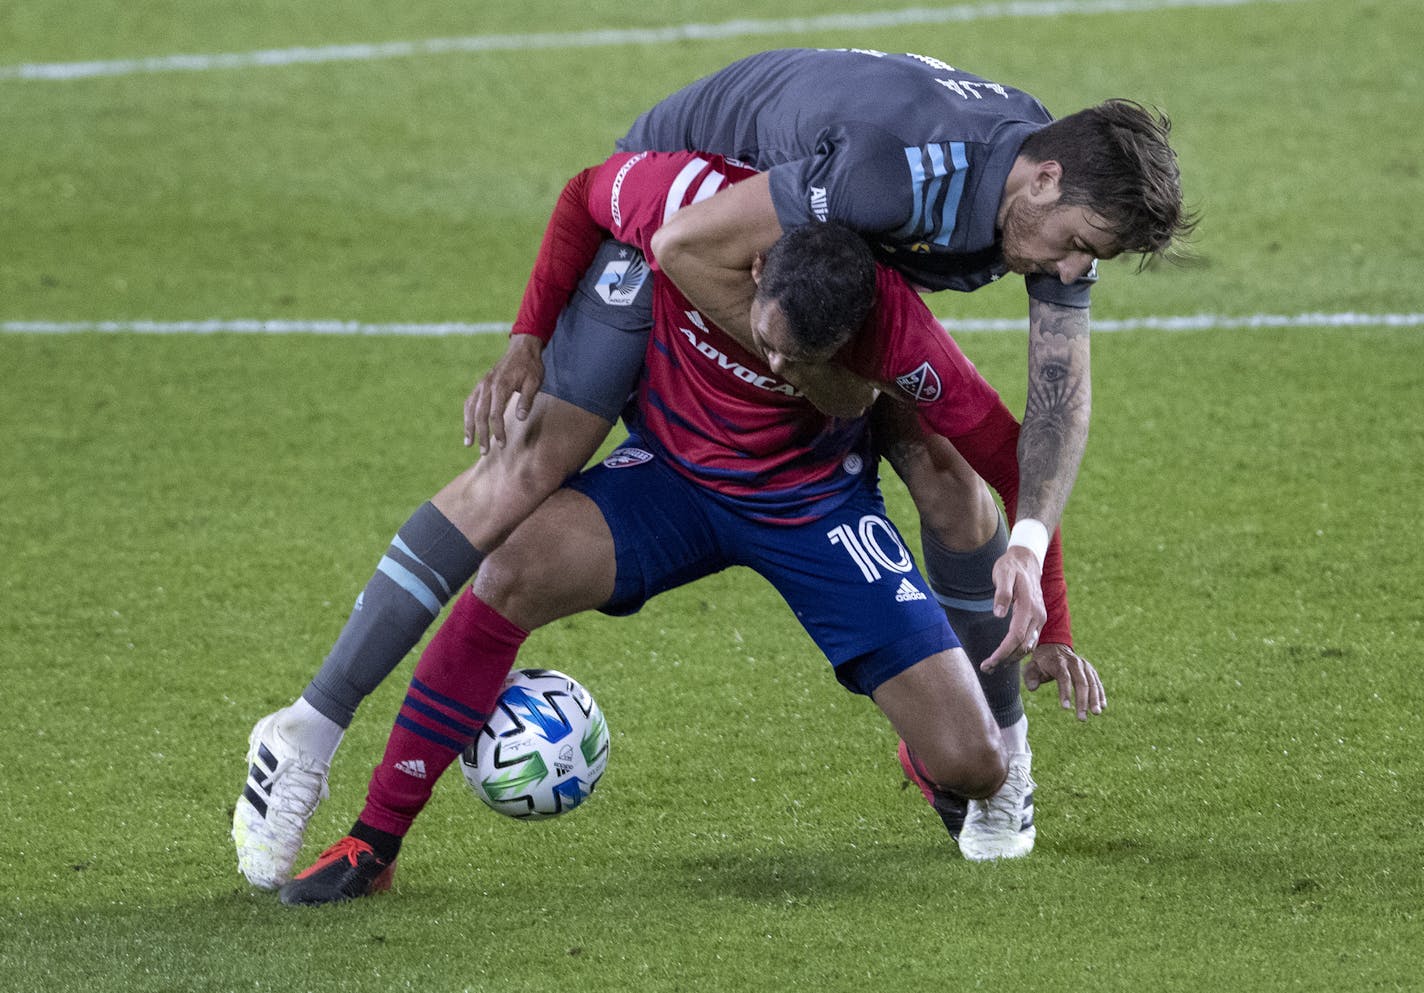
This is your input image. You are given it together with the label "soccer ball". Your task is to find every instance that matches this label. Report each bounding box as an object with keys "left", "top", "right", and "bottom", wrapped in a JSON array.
[{"left": 460, "top": 668, "right": 610, "bottom": 819}]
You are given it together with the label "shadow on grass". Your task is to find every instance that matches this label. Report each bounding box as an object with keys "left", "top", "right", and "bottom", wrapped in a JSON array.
[{"left": 675, "top": 841, "right": 930, "bottom": 904}]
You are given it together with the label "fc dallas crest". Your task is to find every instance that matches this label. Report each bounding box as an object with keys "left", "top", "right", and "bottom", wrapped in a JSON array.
[{"left": 895, "top": 361, "right": 943, "bottom": 402}]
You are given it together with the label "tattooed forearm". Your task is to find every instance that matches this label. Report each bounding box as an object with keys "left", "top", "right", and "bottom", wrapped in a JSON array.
[{"left": 1018, "top": 299, "right": 1092, "bottom": 529}]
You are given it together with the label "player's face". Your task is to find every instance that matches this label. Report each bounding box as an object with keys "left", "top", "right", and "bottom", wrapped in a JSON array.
[
  {"left": 749, "top": 296, "right": 837, "bottom": 376},
  {"left": 1001, "top": 196, "right": 1119, "bottom": 284}
]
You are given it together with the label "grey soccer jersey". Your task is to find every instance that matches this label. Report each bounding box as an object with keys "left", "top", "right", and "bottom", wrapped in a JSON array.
[{"left": 618, "top": 47, "right": 1093, "bottom": 307}]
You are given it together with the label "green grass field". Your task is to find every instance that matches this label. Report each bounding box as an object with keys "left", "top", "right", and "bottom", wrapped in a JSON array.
[{"left": 2, "top": 1, "right": 1421, "bottom": 990}]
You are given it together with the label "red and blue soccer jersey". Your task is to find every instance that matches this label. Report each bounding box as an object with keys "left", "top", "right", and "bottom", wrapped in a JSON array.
[{"left": 563, "top": 150, "right": 1017, "bottom": 525}]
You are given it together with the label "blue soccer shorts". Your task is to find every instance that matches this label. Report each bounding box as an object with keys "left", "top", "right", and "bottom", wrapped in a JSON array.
[{"left": 564, "top": 441, "right": 958, "bottom": 696}]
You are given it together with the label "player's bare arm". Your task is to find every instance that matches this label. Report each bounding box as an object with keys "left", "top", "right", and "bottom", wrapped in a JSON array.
[
  {"left": 654, "top": 174, "right": 876, "bottom": 418},
  {"left": 1018, "top": 297, "right": 1092, "bottom": 529},
  {"left": 650, "top": 171, "right": 779, "bottom": 346},
  {"left": 983, "top": 298, "right": 1091, "bottom": 666}
]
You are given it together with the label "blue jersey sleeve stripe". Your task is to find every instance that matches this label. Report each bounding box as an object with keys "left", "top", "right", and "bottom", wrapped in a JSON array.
[
  {"left": 894, "top": 141, "right": 971, "bottom": 246},
  {"left": 922, "top": 142, "right": 949, "bottom": 242},
  {"left": 898, "top": 146, "right": 928, "bottom": 241},
  {"left": 935, "top": 141, "right": 971, "bottom": 247}
]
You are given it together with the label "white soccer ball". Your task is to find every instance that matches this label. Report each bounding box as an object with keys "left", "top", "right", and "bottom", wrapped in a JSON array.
[{"left": 460, "top": 668, "right": 610, "bottom": 819}]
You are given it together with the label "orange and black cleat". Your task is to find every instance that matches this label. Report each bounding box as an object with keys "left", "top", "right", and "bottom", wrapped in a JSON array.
[{"left": 279, "top": 836, "right": 396, "bottom": 906}]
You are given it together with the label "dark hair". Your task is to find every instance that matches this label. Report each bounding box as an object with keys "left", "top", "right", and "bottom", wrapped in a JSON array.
[
  {"left": 756, "top": 222, "right": 876, "bottom": 355},
  {"left": 1020, "top": 99, "right": 1198, "bottom": 263}
]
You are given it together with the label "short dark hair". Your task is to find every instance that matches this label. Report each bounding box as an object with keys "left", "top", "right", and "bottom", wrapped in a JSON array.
[
  {"left": 1020, "top": 99, "right": 1198, "bottom": 263},
  {"left": 757, "top": 222, "right": 877, "bottom": 355}
]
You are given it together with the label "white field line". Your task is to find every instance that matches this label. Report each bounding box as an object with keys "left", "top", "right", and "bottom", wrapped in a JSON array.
[
  {"left": 4, "top": 313, "right": 1421, "bottom": 337},
  {"left": 2, "top": 0, "right": 1299, "bottom": 82}
]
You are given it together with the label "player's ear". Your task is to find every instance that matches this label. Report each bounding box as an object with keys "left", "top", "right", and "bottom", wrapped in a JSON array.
[
  {"left": 1031, "top": 160, "right": 1064, "bottom": 202},
  {"left": 750, "top": 252, "right": 767, "bottom": 285}
]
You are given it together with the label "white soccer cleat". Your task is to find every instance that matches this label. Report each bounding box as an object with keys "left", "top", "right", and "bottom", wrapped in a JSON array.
[
  {"left": 233, "top": 710, "right": 331, "bottom": 889},
  {"left": 958, "top": 751, "right": 1036, "bottom": 861}
]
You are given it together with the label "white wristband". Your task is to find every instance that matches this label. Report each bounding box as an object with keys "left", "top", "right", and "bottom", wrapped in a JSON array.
[{"left": 1007, "top": 518, "right": 1050, "bottom": 567}]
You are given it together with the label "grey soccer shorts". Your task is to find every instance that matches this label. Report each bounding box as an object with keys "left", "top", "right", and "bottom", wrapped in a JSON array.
[{"left": 539, "top": 238, "right": 655, "bottom": 422}]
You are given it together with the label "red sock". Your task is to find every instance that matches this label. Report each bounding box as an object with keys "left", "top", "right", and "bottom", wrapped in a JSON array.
[{"left": 358, "top": 591, "right": 529, "bottom": 837}]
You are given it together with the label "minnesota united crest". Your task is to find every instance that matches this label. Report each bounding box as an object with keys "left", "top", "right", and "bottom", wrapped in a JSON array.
[
  {"left": 594, "top": 255, "right": 650, "bottom": 306},
  {"left": 895, "top": 361, "right": 943, "bottom": 402}
]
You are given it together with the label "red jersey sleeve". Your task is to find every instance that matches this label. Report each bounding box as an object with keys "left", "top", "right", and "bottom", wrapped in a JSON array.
[
  {"left": 509, "top": 168, "right": 604, "bottom": 343},
  {"left": 844, "top": 272, "right": 1074, "bottom": 645},
  {"left": 510, "top": 152, "right": 746, "bottom": 342}
]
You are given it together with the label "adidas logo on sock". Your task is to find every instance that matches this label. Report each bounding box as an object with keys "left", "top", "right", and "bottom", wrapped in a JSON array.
[
  {"left": 895, "top": 578, "right": 927, "bottom": 603},
  {"left": 394, "top": 758, "right": 427, "bottom": 780}
]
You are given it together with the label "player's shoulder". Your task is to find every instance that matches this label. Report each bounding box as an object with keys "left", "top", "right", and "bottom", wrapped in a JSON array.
[
  {"left": 601, "top": 150, "right": 756, "bottom": 221},
  {"left": 871, "top": 264, "right": 934, "bottom": 322},
  {"left": 839, "top": 265, "right": 940, "bottom": 374},
  {"left": 867, "top": 265, "right": 974, "bottom": 366}
]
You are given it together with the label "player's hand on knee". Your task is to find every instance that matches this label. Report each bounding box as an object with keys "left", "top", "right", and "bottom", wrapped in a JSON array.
[
  {"left": 1024, "top": 644, "right": 1106, "bottom": 721},
  {"left": 466, "top": 334, "right": 545, "bottom": 453},
  {"left": 980, "top": 547, "right": 1047, "bottom": 671}
]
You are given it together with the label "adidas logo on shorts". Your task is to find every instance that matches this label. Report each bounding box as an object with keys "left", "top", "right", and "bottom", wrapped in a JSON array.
[{"left": 895, "top": 578, "right": 927, "bottom": 603}]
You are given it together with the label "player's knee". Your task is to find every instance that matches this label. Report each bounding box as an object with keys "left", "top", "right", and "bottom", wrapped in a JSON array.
[
  {"left": 469, "top": 546, "right": 536, "bottom": 621},
  {"left": 481, "top": 448, "right": 572, "bottom": 512},
  {"left": 918, "top": 483, "right": 998, "bottom": 551},
  {"left": 956, "top": 736, "right": 1009, "bottom": 799},
  {"left": 916, "top": 734, "right": 1007, "bottom": 800},
  {"left": 441, "top": 447, "right": 581, "bottom": 553}
]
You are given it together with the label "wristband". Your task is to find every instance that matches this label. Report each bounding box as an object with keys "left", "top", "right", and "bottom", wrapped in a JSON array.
[{"left": 1007, "top": 518, "right": 1050, "bottom": 568}]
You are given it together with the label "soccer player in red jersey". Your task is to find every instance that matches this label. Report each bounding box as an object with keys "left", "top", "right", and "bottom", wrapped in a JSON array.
[
  {"left": 236, "top": 50, "right": 1188, "bottom": 888},
  {"left": 282, "top": 150, "right": 1084, "bottom": 904}
]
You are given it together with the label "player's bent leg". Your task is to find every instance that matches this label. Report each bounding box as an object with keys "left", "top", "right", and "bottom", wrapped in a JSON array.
[
  {"left": 432, "top": 391, "right": 617, "bottom": 554},
  {"left": 871, "top": 647, "right": 1006, "bottom": 800},
  {"left": 471, "top": 486, "right": 620, "bottom": 631},
  {"left": 234, "top": 400, "right": 616, "bottom": 890},
  {"left": 923, "top": 516, "right": 1037, "bottom": 860},
  {"left": 904, "top": 435, "right": 1039, "bottom": 860},
  {"left": 879, "top": 408, "right": 1024, "bottom": 739},
  {"left": 245, "top": 239, "right": 651, "bottom": 892},
  {"left": 877, "top": 403, "right": 1037, "bottom": 859},
  {"left": 282, "top": 487, "right": 621, "bottom": 906}
]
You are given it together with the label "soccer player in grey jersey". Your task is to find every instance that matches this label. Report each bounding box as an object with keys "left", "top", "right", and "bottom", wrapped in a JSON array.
[
  {"left": 620, "top": 48, "right": 1094, "bottom": 303},
  {"left": 233, "top": 48, "right": 1188, "bottom": 888}
]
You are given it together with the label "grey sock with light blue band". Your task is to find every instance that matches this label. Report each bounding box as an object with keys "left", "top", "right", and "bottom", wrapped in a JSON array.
[
  {"left": 921, "top": 515, "right": 1024, "bottom": 729},
  {"left": 303, "top": 502, "right": 484, "bottom": 728}
]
